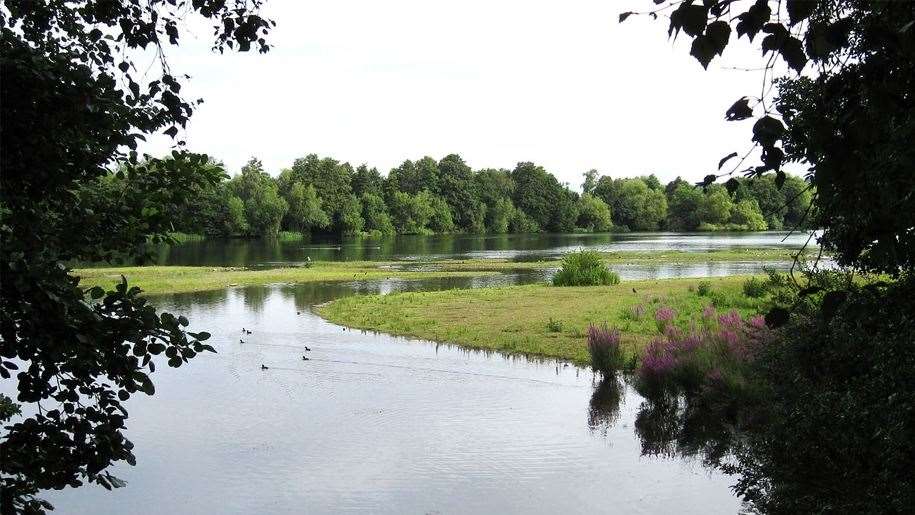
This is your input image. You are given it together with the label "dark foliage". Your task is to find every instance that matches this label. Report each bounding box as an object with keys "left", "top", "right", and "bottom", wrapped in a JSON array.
[{"left": 0, "top": 1, "right": 272, "bottom": 511}]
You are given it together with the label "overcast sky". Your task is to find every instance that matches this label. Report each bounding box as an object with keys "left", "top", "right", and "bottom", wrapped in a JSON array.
[{"left": 144, "top": 0, "right": 774, "bottom": 189}]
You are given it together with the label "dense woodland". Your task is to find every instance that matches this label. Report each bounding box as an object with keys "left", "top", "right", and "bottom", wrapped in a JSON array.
[{"left": 102, "top": 154, "right": 812, "bottom": 239}]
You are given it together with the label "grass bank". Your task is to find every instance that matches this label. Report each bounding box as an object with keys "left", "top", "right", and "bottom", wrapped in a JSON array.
[
  {"left": 318, "top": 276, "right": 766, "bottom": 365},
  {"left": 74, "top": 263, "right": 499, "bottom": 295},
  {"left": 429, "top": 248, "right": 807, "bottom": 271}
]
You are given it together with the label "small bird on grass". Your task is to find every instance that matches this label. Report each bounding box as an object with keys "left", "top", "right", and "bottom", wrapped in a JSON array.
[
  {"left": 632, "top": 288, "right": 637, "bottom": 294},
  {"left": 260, "top": 364, "right": 269, "bottom": 370}
]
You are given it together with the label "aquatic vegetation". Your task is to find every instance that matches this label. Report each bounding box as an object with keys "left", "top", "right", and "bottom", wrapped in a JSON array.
[
  {"left": 697, "top": 280, "right": 712, "bottom": 297},
  {"left": 552, "top": 250, "right": 620, "bottom": 287},
  {"left": 742, "top": 276, "right": 767, "bottom": 298},
  {"left": 587, "top": 323, "right": 624, "bottom": 374}
]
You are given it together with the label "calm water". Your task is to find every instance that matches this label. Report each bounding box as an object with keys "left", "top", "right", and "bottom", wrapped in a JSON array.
[
  {"left": 38, "top": 233, "right": 809, "bottom": 513},
  {"left": 43, "top": 281, "right": 742, "bottom": 514},
  {"left": 153, "top": 231, "right": 814, "bottom": 266}
]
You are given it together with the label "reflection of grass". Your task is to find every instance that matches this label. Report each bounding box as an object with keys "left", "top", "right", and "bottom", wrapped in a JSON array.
[
  {"left": 318, "top": 276, "right": 765, "bottom": 365},
  {"left": 74, "top": 263, "right": 498, "bottom": 295}
]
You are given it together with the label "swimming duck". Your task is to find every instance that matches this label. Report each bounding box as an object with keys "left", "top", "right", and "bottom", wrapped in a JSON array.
[
  {"left": 302, "top": 356, "right": 310, "bottom": 361},
  {"left": 260, "top": 364, "right": 268, "bottom": 370},
  {"left": 245, "top": 329, "right": 252, "bottom": 335},
  {"left": 304, "top": 346, "right": 311, "bottom": 352},
  {"left": 239, "top": 338, "right": 245, "bottom": 344}
]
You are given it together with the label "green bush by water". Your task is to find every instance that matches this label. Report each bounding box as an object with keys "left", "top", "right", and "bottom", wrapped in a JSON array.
[{"left": 552, "top": 250, "right": 620, "bottom": 287}]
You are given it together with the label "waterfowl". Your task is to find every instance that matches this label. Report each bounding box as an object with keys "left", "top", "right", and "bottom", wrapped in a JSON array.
[
  {"left": 304, "top": 346, "right": 311, "bottom": 352},
  {"left": 245, "top": 329, "right": 252, "bottom": 335},
  {"left": 632, "top": 288, "right": 637, "bottom": 294},
  {"left": 302, "top": 356, "right": 310, "bottom": 361},
  {"left": 260, "top": 364, "right": 268, "bottom": 370},
  {"left": 239, "top": 338, "right": 245, "bottom": 344},
  {"left": 297, "top": 311, "right": 301, "bottom": 315}
]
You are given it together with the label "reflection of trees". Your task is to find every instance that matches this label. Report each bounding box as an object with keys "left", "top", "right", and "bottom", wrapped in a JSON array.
[
  {"left": 587, "top": 375, "right": 624, "bottom": 436},
  {"left": 632, "top": 386, "right": 739, "bottom": 471}
]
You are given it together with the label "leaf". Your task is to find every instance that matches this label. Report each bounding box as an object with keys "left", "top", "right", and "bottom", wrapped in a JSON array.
[
  {"left": 775, "top": 170, "right": 787, "bottom": 189},
  {"left": 761, "top": 23, "right": 789, "bottom": 55},
  {"left": 139, "top": 375, "right": 155, "bottom": 395},
  {"left": 765, "top": 307, "right": 790, "bottom": 328},
  {"left": 786, "top": 0, "right": 816, "bottom": 26},
  {"left": 163, "top": 126, "right": 178, "bottom": 138},
  {"left": 761, "top": 146, "right": 784, "bottom": 171},
  {"left": 752, "top": 116, "right": 785, "bottom": 147},
  {"left": 780, "top": 37, "right": 808, "bottom": 73},
  {"left": 821, "top": 290, "right": 848, "bottom": 319},
  {"left": 718, "top": 152, "right": 739, "bottom": 169},
  {"left": 669, "top": 3, "right": 708, "bottom": 38},
  {"left": 690, "top": 35, "right": 717, "bottom": 69},
  {"left": 725, "top": 97, "right": 753, "bottom": 121},
  {"left": 735, "top": 0, "right": 770, "bottom": 41},
  {"left": 618, "top": 12, "right": 633, "bottom": 23},
  {"left": 705, "top": 20, "right": 731, "bottom": 56}
]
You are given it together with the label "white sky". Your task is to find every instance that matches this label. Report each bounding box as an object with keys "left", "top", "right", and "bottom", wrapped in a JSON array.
[{"left": 143, "top": 0, "right": 777, "bottom": 189}]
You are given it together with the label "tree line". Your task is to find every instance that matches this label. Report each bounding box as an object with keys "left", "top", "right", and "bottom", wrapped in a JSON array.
[{"left": 101, "top": 154, "right": 812, "bottom": 239}]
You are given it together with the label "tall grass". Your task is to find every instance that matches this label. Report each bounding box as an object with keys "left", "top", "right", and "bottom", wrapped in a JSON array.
[
  {"left": 552, "top": 250, "right": 620, "bottom": 286},
  {"left": 167, "top": 232, "right": 205, "bottom": 243},
  {"left": 587, "top": 323, "right": 625, "bottom": 374},
  {"left": 277, "top": 231, "right": 305, "bottom": 241}
]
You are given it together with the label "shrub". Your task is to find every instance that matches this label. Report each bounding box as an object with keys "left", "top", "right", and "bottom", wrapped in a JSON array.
[
  {"left": 587, "top": 323, "right": 624, "bottom": 374},
  {"left": 654, "top": 306, "right": 676, "bottom": 332},
  {"left": 552, "top": 250, "right": 620, "bottom": 287},
  {"left": 546, "top": 317, "right": 563, "bottom": 333},
  {"left": 697, "top": 281, "right": 712, "bottom": 296},
  {"left": 742, "top": 277, "right": 767, "bottom": 298}
]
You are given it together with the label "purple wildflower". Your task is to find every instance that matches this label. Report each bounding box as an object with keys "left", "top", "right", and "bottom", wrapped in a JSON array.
[
  {"left": 718, "top": 309, "right": 742, "bottom": 328},
  {"left": 587, "top": 323, "right": 623, "bottom": 373},
  {"left": 702, "top": 305, "right": 716, "bottom": 319}
]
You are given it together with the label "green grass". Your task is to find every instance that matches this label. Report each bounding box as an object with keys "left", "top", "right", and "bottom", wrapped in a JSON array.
[
  {"left": 74, "top": 263, "right": 499, "bottom": 295},
  {"left": 167, "top": 232, "right": 205, "bottom": 243},
  {"left": 430, "top": 248, "right": 809, "bottom": 272},
  {"left": 318, "top": 276, "right": 766, "bottom": 365}
]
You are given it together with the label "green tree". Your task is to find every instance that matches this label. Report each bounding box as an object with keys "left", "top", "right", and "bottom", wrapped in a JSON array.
[
  {"left": 229, "top": 159, "right": 288, "bottom": 238},
  {"left": 389, "top": 191, "right": 433, "bottom": 234},
  {"left": 487, "top": 197, "right": 515, "bottom": 234},
  {"left": 511, "top": 162, "right": 565, "bottom": 230},
  {"left": 424, "top": 192, "right": 456, "bottom": 233},
  {"left": 581, "top": 169, "right": 600, "bottom": 194},
  {"left": 287, "top": 182, "right": 330, "bottom": 234},
  {"left": 360, "top": 192, "right": 396, "bottom": 236},
  {"left": 730, "top": 198, "right": 768, "bottom": 231},
  {"left": 577, "top": 193, "right": 613, "bottom": 232},
  {"left": 666, "top": 184, "right": 704, "bottom": 231},
  {"left": 351, "top": 164, "right": 384, "bottom": 198},
  {"left": 338, "top": 194, "right": 364, "bottom": 235},
  {"left": 288, "top": 154, "right": 354, "bottom": 233},
  {"left": 613, "top": 178, "right": 668, "bottom": 230},
  {"left": 697, "top": 185, "right": 733, "bottom": 226},
  {"left": 437, "top": 154, "right": 482, "bottom": 231},
  {"left": 0, "top": 1, "right": 272, "bottom": 508}
]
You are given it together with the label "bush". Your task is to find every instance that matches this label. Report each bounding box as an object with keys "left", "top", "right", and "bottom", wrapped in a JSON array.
[
  {"left": 546, "top": 317, "right": 563, "bottom": 333},
  {"left": 697, "top": 281, "right": 712, "bottom": 296},
  {"left": 552, "top": 250, "right": 620, "bottom": 287},
  {"left": 742, "top": 277, "right": 767, "bottom": 298},
  {"left": 587, "top": 323, "right": 624, "bottom": 374}
]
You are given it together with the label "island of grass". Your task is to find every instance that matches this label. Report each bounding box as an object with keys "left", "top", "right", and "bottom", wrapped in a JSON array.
[
  {"left": 318, "top": 276, "right": 767, "bottom": 366},
  {"left": 73, "top": 247, "right": 805, "bottom": 295},
  {"left": 74, "top": 262, "right": 501, "bottom": 295}
]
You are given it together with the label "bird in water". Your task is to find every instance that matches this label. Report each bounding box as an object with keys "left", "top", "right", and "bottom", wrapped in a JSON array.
[
  {"left": 302, "top": 356, "right": 310, "bottom": 361},
  {"left": 242, "top": 327, "right": 246, "bottom": 333},
  {"left": 304, "top": 346, "right": 311, "bottom": 352},
  {"left": 260, "top": 364, "right": 269, "bottom": 370},
  {"left": 297, "top": 311, "right": 301, "bottom": 315},
  {"left": 239, "top": 338, "right": 245, "bottom": 344},
  {"left": 246, "top": 329, "right": 252, "bottom": 335}
]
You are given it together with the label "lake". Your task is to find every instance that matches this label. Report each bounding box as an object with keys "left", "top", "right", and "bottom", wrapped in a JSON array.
[
  {"left": 153, "top": 231, "right": 814, "bottom": 266},
  {"left": 41, "top": 233, "right": 811, "bottom": 513}
]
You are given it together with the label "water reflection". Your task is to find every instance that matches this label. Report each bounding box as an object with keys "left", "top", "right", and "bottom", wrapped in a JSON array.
[
  {"left": 41, "top": 282, "right": 742, "bottom": 514},
  {"left": 587, "top": 375, "right": 625, "bottom": 437},
  {"left": 148, "top": 231, "right": 817, "bottom": 267}
]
